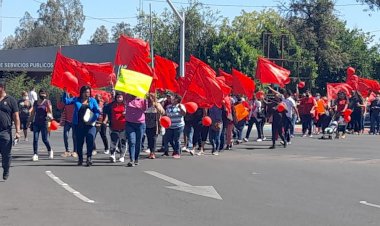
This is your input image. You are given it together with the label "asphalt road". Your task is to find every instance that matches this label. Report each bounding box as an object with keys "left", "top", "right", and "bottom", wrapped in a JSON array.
[{"left": 1, "top": 127, "right": 380, "bottom": 226}]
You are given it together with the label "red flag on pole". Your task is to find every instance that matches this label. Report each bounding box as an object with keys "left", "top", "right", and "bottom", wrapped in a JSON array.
[
  {"left": 232, "top": 68, "right": 255, "bottom": 99},
  {"left": 255, "top": 57, "right": 290, "bottom": 87},
  {"left": 114, "top": 35, "right": 151, "bottom": 66},
  {"left": 218, "top": 69, "right": 233, "bottom": 87},
  {"left": 154, "top": 55, "right": 179, "bottom": 93}
]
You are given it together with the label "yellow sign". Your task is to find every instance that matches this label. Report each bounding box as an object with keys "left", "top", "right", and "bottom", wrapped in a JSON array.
[{"left": 115, "top": 68, "right": 153, "bottom": 98}]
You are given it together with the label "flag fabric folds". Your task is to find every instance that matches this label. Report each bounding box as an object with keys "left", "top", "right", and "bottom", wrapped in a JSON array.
[
  {"left": 218, "top": 69, "right": 233, "bottom": 87},
  {"left": 51, "top": 52, "right": 115, "bottom": 96},
  {"left": 232, "top": 69, "right": 255, "bottom": 99},
  {"left": 114, "top": 35, "right": 151, "bottom": 66},
  {"left": 154, "top": 55, "right": 179, "bottom": 93},
  {"left": 255, "top": 57, "right": 290, "bottom": 88},
  {"left": 327, "top": 83, "right": 353, "bottom": 100},
  {"left": 180, "top": 56, "right": 231, "bottom": 108},
  {"left": 114, "top": 68, "right": 153, "bottom": 98}
]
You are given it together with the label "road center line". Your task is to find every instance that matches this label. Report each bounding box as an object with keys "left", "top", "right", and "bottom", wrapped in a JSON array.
[
  {"left": 360, "top": 201, "right": 380, "bottom": 209},
  {"left": 45, "top": 171, "right": 95, "bottom": 204}
]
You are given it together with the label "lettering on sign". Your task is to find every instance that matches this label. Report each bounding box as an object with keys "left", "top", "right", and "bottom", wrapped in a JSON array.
[{"left": 0, "top": 62, "right": 54, "bottom": 69}]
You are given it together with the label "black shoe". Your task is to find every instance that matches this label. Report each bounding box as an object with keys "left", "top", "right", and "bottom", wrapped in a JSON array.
[
  {"left": 269, "top": 146, "right": 275, "bottom": 149},
  {"left": 127, "top": 161, "right": 135, "bottom": 167},
  {"left": 86, "top": 157, "right": 93, "bottom": 167},
  {"left": 77, "top": 161, "right": 83, "bottom": 166},
  {"left": 134, "top": 160, "right": 139, "bottom": 166},
  {"left": 3, "top": 170, "right": 9, "bottom": 180},
  {"left": 162, "top": 152, "right": 169, "bottom": 156},
  {"left": 283, "top": 142, "right": 287, "bottom": 148}
]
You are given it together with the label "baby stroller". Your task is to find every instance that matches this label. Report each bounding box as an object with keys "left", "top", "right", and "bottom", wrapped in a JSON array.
[{"left": 321, "top": 120, "right": 338, "bottom": 140}]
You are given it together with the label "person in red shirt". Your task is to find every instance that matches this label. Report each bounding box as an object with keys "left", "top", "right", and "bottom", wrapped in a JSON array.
[
  {"left": 333, "top": 91, "right": 349, "bottom": 139},
  {"left": 103, "top": 92, "right": 127, "bottom": 163},
  {"left": 299, "top": 90, "right": 316, "bottom": 137}
]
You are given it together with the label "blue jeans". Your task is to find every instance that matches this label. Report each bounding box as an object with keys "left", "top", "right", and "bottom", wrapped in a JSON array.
[
  {"left": 33, "top": 124, "right": 51, "bottom": 155},
  {"left": 75, "top": 125, "right": 96, "bottom": 163},
  {"left": 290, "top": 114, "right": 297, "bottom": 136},
  {"left": 0, "top": 130, "right": 12, "bottom": 172},
  {"left": 235, "top": 120, "right": 246, "bottom": 141},
  {"left": 126, "top": 122, "right": 146, "bottom": 162},
  {"left": 164, "top": 126, "right": 184, "bottom": 155},
  {"left": 184, "top": 124, "right": 194, "bottom": 149},
  {"left": 370, "top": 114, "right": 380, "bottom": 134},
  {"left": 209, "top": 127, "right": 222, "bottom": 152},
  {"left": 63, "top": 122, "right": 77, "bottom": 152}
]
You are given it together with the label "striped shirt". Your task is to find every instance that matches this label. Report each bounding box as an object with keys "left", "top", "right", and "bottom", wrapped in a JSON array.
[{"left": 166, "top": 104, "right": 185, "bottom": 129}]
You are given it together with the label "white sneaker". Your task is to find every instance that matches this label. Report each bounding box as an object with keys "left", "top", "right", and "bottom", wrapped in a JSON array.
[
  {"left": 243, "top": 138, "right": 248, "bottom": 142},
  {"left": 288, "top": 142, "right": 292, "bottom": 145},
  {"left": 92, "top": 150, "right": 97, "bottom": 156},
  {"left": 49, "top": 150, "right": 54, "bottom": 159},
  {"left": 110, "top": 154, "right": 116, "bottom": 163},
  {"left": 196, "top": 151, "right": 204, "bottom": 156},
  {"left": 263, "top": 137, "right": 267, "bottom": 141},
  {"left": 212, "top": 152, "right": 219, "bottom": 156},
  {"left": 256, "top": 138, "right": 263, "bottom": 142},
  {"left": 119, "top": 157, "right": 125, "bottom": 163},
  {"left": 32, "top": 154, "right": 38, "bottom": 161},
  {"left": 104, "top": 149, "right": 110, "bottom": 155},
  {"left": 181, "top": 146, "right": 187, "bottom": 151},
  {"left": 143, "top": 149, "right": 151, "bottom": 154},
  {"left": 309, "top": 135, "right": 313, "bottom": 138}
]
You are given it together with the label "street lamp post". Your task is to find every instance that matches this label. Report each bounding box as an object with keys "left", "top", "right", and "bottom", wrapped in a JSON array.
[{"left": 166, "top": 0, "right": 185, "bottom": 77}]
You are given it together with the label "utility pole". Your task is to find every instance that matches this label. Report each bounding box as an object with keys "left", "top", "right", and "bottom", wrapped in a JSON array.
[
  {"left": 166, "top": 0, "right": 185, "bottom": 77},
  {"left": 149, "top": 4, "right": 154, "bottom": 69}
]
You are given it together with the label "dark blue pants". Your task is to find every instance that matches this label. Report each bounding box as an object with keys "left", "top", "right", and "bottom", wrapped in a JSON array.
[
  {"left": 235, "top": 120, "right": 246, "bottom": 141},
  {"left": 75, "top": 125, "right": 96, "bottom": 163},
  {"left": 33, "top": 124, "right": 51, "bottom": 155},
  {"left": 370, "top": 114, "right": 380, "bottom": 134},
  {"left": 164, "top": 126, "right": 184, "bottom": 155},
  {"left": 63, "top": 122, "right": 77, "bottom": 152},
  {"left": 126, "top": 122, "right": 146, "bottom": 162},
  {"left": 0, "top": 130, "right": 12, "bottom": 172},
  {"left": 301, "top": 114, "right": 313, "bottom": 135},
  {"left": 209, "top": 126, "right": 222, "bottom": 152}
]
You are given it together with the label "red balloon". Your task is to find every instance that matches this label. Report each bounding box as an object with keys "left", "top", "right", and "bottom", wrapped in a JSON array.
[
  {"left": 160, "top": 116, "right": 172, "bottom": 129},
  {"left": 347, "top": 67, "right": 355, "bottom": 76},
  {"left": 344, "top": 109, "right": 353, "bottom": 116},
  {"left": 50, "top": 120, "right": 59, "bottom": 131},
  {"left": 298, "top": 81, "right": 305, "bottom": 89},
  {"left": 184, "top": 102, "right": 198, "bottom": 114},
  {"left": 344, "top": 115, "right": 351, "bottom": 123},
  {"left": 277, "top": 103, "right": 286, "bottom": 112},
  {"left": 202, "top": 116, "right": 212, "bottom": 126}
]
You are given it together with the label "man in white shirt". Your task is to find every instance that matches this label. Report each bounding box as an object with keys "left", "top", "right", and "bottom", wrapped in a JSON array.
[{"left": 28, "top": 87, "right": 38, "bottom": 106}]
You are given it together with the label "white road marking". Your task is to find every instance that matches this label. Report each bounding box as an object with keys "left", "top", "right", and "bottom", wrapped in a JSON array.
[
  {"left": 45, "top": 171, "right": 95, "bottom": 204},
  {"left": 360, "top": 201, "right": 380, "bottom": 209},
  {"left": 145, "top": 171, "right": 223, "bottom": 200},
  {"left": 252, "top": 172, "right": 260, "bottom": 175}
]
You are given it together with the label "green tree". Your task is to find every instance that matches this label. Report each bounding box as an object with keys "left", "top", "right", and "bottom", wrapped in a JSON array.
[
  {"left": 89, "top": 25, "right": 110, "bottom": 44},
  {"left": 111, "top": 22, "right": 133, "bottom": 42},
  {"left": 3, "top": 0, "right": 85, "bottom": 49}
]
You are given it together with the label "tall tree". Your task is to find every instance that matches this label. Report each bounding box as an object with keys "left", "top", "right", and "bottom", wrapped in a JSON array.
[
  {"left": 111, "top": 22, "right": 133, "bottom": 42},
  {"left": 89, "top": 25, "right": 110, "bottom": 44},
  {"left": 2, "top": 0, "right": 85, "bottom": 49}
]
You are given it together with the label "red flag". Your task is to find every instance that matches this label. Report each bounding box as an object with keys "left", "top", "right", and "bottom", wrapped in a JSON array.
[
  {"left": 327, "top": 83, "right": 353, "bottom": 100},
  {"left": 154, "top": 55, "right": 179, "bottom": 93},
  {"left": 218, "top": 69, "right": 233, "bottom": 87},
  {"left": 52, "top": 52, "right": 115, "bottom": 96},
  {"left": 82, "top": 62, "right": 116, "bottom": 88},
  {"left": 358, "top": 78, "right": 380, "bottom": 97},
  {"left": 114, "top": 35, "right": 150, "bottom": 66},
  {"left": 127, "top": 55, "right": 154, "bottom": 78},
  {"left": 232, "top": 69, "right": 255, "bottom": 99},
  {"left": 181, "top": 56, "right": 231, "bottom": 108},
  {"left": 255, "top": 57, "right": 290, "bottom": 87}
]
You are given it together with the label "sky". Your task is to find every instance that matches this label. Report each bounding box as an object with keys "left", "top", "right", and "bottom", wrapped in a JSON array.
[{"left": 1, "top": 0, "right": 380, "bottom": 46}]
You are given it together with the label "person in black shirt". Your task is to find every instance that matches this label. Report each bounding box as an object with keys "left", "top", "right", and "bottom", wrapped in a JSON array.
[
  {"left": 370, "top": 93, "right": 380, "bottom": 134},
  {"left": 0, "top": 79, "right": 21, "bottom": 180}
]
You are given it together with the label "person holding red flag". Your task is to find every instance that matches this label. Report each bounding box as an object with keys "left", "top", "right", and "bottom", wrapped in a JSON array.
[
  {"left": 298, "top": 90, "right": 316, "bottom": 137},
  {"left": 333, "top": 91, "right": 349, "bottom": 139}
]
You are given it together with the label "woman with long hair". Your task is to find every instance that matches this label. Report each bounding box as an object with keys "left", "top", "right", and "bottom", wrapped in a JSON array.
[
  {"left": 18, "top": 91, "right": 32, "bottom": 141},
  {"left": 145, "top": 93, "right": 165, "bottom": 159},
  {"left": 27, "top": 89, "right": 53, "bottom": 161},
  {"left": 62, "top": 86, "right": 100, "bottom": 166}
]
